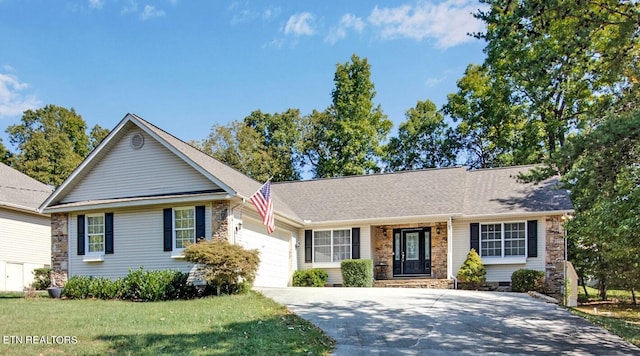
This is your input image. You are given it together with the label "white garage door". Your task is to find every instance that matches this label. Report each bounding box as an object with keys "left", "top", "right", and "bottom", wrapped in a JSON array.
[{"left": 241, "top": 220, "right": 291, "bottom": 287}]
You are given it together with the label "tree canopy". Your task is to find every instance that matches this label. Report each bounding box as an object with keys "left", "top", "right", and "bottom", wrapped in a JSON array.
[
  {"left": 385, "top": 99, "right": 460, "bottom": 171},
  {"left": 302, "top": 54, "right": 392, "bottom": 178},
  {"left": 5, "top": 104, "right": 108, "bottom": 186}
]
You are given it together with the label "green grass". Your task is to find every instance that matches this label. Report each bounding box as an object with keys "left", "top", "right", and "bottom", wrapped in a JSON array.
[
  {"left": 0, "top": 291, "right": 334, "bottom": 355},
  {"left": 572, "top": 286, "right": 640, "bottom": 347}
]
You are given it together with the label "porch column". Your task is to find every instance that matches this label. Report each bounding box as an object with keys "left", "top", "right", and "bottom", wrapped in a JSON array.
[
  {"left": 545, "top": 215, "right": 566, "bottom": 299},
  {"left": 51, "top": 213, "right": 69, "bottom": 285}
]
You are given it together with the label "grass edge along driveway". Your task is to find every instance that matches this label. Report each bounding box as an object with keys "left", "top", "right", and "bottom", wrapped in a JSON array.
[{"left": 0, "top": 291, "right": 335, "bottom": 355}]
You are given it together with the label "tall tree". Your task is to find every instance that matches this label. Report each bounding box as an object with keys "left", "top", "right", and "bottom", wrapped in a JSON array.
[
  {"left": 243, "top": 109, "right": 303, "bottom": 182},
  {"left": 476, "top": 0, "right": 640, "bottom": 154},
  {"left": 561, "top": 109, "right": 640, "bottom": 300},
  {"left": 444, "top": 64, "right": 544, "bottom": 168},
  {"left": 198, "top": 109, "right": 303, "bottom": 182},
  {"left": 6, "top": 105, "right": 90, "bottom": 186},
  {"left": 385, "top": 99, "right": 460, "bottom": 171},
  {"left": 302, "top": 54, "right": 392, "bottom": 178}
]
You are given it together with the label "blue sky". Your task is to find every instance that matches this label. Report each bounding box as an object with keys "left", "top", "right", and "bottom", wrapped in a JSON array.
[{"left": 0, "top": 0, "right": 487, "bottom": 148}]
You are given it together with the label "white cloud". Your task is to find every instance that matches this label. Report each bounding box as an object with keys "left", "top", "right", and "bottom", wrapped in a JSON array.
[
  {"left": 284, "top": 12, "right": 315, "bottom": 36},
  {"left": 140, "top": 4, "right": 165, "bottom": 20},
  {"left": 0, "top": 72, "right": 41, "bottom": 119},
  {"left": 120, "top": 0, "right": 138, "bottom": 15},
  {"left": 424, "top": 76, "right": 444, "bottom": 87},
  {"left": 325, "top": 13, "right": 366, "bottom": 45},
  {"left": 368, "top": 0, "right": 487, "bottom": 48},
  {"left": 88, "top": 0, "right": 104, "bottom": 10}
]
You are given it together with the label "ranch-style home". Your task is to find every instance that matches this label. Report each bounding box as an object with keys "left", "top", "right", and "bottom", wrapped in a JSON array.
[
  {"left": 0, "top": 163, "right": 53, "bottom": 291},
  {"left": 40, "top": 114, "right": 573, "bottom": 296}
]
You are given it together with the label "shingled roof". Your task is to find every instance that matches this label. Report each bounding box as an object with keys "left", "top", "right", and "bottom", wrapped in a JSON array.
[
  {"left": 41, "top": 114, "right": 572, "bottom": 224},
  {"left": 273, "top": 165, "right": 572, "bottom": 223},
  {"left": 0, "top": 163, "right": 53, "bottom": 213}
]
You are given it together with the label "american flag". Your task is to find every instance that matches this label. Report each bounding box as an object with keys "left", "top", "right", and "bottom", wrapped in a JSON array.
[{"left": 250, "top": 181, "right": 275, "bottom": 234}]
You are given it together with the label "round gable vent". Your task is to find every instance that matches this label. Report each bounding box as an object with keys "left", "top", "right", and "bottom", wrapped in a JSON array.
[{"left": 130, "top": 133, "right": 145, "bottom": 150}]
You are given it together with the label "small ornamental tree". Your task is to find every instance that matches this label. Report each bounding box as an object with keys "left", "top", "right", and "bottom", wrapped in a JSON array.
[
  {"left": 457, "top": 248, "right": 486, "bottom": 289},
  {"left": 184, "top": 240, "right": 260, "bottom": 295}
]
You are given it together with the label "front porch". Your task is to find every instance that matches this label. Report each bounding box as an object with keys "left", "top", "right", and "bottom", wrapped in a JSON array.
[
  {"left": 373, "top": 277, "right": 454, "bottom": 289},
  {"left": 372, "top": 222, "right": 450, "bottom": 286}
]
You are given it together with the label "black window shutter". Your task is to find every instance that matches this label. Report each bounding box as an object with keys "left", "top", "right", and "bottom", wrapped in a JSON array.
[
  {"left": 470, "top": 223, "right": 480, "bottom": 253},
  {"left": 163, "top": 208, "right": 173, "bottom": 251},
  {"left": 304, "top": 230, "right": 312, "bottom": 263},
  {"left": 105, "top": 213, "right": 114, "bottom": 254},
  {"left": 527, "top": 220, "right": 538, "bottom": 258},
  {"left": 77, "top": 215, "right": 85, "bottom": 256},
  {"left": 351, "top": 228, "right": 360, "bottom": 259},
  {"left": 195, "top": 205, "right": 206, "bottom": 242}
]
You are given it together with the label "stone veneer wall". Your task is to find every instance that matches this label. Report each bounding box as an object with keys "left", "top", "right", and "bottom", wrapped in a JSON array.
[
  {"left": 51, "top": 213, "right": 69, "bottom": 286},
  {"left": 211, "top": 201, "right": 230, "bottom": 241},
  {"left": 545, "top": 215, "right": 566, "bottom": 299},
  {"left": 374, "top": 222, "right": 448, "bottom": 280}
]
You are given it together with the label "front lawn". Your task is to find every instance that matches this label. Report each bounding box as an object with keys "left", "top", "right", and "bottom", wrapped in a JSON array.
[
  {"left": 0, "top": 291, "right": 334, "bottom": 355},
  {"left": 572, "top": 286, "right": 640, "bottom": 347}
]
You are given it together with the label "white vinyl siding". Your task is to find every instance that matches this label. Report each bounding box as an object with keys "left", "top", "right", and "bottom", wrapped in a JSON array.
[
  {"left": 62, "top": 127, "right": 219, "bottom": 203},
  {"left": 69, "top": 204, "right": 211, "bottom": 278},
  {"left": 0, "top": 208, "right": 51, "bottom": 291},
  {"left": 451, "top": 218, "right": 546, "bottom": 282}
]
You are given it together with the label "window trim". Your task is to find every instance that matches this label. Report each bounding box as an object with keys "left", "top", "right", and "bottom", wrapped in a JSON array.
[
  {"left": 172, "top": 206, "right": 196, "bottom": 254},
  {"left": 312, "top": 228, "right": 352, "bottom": 266},
  {"left": 479, "top": 221, "right": 527, "bottom": 265},
  {"left": 84, "top": 213, "right": 105, "bottom": 262}
]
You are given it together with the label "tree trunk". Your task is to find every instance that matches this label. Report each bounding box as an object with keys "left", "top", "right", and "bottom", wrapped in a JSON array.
[
  {"left": 632, "top": 288, "right": 637, "bottom": 306},
  {"left": 580, "top": 276, "right": 589, "bottom": 298}
]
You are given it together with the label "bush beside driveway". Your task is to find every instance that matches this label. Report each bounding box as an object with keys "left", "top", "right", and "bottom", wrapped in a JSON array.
[{"left": 257, "top": 287, "right": 640, "bottom": 355}]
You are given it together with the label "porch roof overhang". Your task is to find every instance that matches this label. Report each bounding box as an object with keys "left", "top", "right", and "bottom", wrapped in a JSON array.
[
  {"left": 301, "top": 213, "right": 463, "bottom": 228},
  {"left": 42, "top": 190, "right": 231, "bottom": 213},
  {"left": 459, "top": 209, "right": 574, "bottom": 221}
]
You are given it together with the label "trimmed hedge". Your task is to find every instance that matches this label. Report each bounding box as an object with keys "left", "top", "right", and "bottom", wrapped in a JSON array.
[
  {"left": 292, "top": 269, "right": 328, "bottom": 287},
  {"left": 341, "top": 259, "right": 373, "bottom": 287},
  {"left": 62, "top": 268, "right": 198, "bottom": 301},
  {"left": 511, "top": 269, "right": 545, "bottom": 293}
]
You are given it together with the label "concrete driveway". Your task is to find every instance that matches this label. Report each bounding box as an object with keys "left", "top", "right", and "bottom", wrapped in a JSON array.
[{"left": 257, "top": 287, "right": 640, "bottom": 355}]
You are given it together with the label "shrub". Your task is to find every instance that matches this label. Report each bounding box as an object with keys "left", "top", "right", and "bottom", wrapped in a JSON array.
[
  {"left": 511, "top": 269, "right": 545, "bottom": 293},
  {"left": 63, "top": 275, "right": 92, "bottom": 299},
  {"left": 62, "top": 268, "right": 198, "bottom": 301},
  {"left": 292, "top": 269, "right": 328, "bottom": 287},
  {"left": 88, "top": 277, "right": 121, "bottom": 300},
  {"left": 31, "top": 267, "right": 52, "bottom": 290},
  {"left": 120, "top": 267, "right": 197, "bottom": 301},
  {"left": 184, "top": 240, "right": 260, "bottom": 295},
  {"left": 457, "top": 249, "right": 486, "bottom": 289},
  {"left": 341, "top": 259, "right": 373, "bottom": 287}
]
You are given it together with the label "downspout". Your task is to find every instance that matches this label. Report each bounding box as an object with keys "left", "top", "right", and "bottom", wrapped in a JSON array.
[{"left": 447, "top": 215, "right": 457, "bottom": 289}]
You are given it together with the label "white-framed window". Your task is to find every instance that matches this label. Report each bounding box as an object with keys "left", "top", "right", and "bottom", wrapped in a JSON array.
[
  {"left": 480, "top": 222, "right": 526, "bottom": 258},
  {"left": 174, "top": 207, "right": 195, "bottom": 250},
  {"left": 313, "top": 229, "right": 351, "bottom": 263},
  {"left": 87, "top": 214, "right": 105, "bottom": 254}
]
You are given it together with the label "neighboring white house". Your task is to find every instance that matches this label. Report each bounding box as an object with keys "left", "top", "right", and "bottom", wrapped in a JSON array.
[
  {"left": 0, "top": 163, "right": 53, "bottom": 291},
  {"left": 40, "top": 114, "right": 573, "bottom": 295}
]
